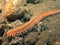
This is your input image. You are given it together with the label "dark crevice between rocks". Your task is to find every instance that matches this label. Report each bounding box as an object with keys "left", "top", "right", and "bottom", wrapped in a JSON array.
[
  {"left": 46, "top": 41, "right": 52, "bottom": 45},
  {"left": 0, "top": 9, "right": 2, "bottom": 13},
  {"left": 27, "top": 0, "right": 42, "bottom": 4},
  {"left": 53, "top": 0, "right": 57, "bottom": 1},
  {"left": 0, "top": 28, "right": 4, "bottom": 36},
  {"left": 6, "top": 14, "right": 20, "bottom": 23},
  {"left": 10, "top": 43, "right": 19, "bottom": 45},
  {"left": 0, "top": 40, "right": 2, "bottom": 45},
  {"left": 18, "top": 13, "right": 30, "bottom": 22},
  {"left": 6, "top": 12, "right": 30, "bottom": 23}
]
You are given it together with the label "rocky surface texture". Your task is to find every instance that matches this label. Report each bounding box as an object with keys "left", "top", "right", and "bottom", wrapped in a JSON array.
[{"left": 0, "top": 0, "right": 60, "bottom": 45}]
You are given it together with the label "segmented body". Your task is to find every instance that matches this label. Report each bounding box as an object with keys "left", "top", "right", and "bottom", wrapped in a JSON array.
[{"left": 7, "top": 10, "right": 60, "bottom": 37}]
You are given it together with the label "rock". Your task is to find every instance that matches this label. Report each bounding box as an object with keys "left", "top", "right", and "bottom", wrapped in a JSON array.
[
  {"left": 24, "top": 32, "right": 38, "bottom": 45},
  {"left": 9, "top": 37, "right": 24, "bottom": 45}
]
